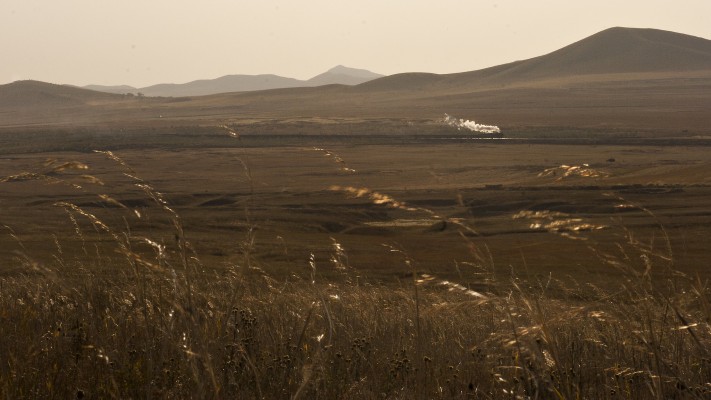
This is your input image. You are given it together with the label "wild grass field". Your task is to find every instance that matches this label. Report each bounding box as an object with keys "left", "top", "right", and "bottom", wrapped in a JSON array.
[{"left": 1, "top": 135, "right": 711, "bottom": 399}]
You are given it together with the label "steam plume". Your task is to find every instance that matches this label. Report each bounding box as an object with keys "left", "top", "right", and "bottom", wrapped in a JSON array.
[{"left": 443, "top": 114, "right": 501, "bottom": 134}]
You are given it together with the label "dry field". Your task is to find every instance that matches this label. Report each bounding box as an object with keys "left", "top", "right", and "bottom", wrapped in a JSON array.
[
  {"left": 2, "top": 134, "right": 711, "bottom": 398},
  {"left": 2, "top": 139, "right": 709, "bottom": 283}
]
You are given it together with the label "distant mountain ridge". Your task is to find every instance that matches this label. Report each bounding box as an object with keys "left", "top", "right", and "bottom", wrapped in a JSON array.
[
  {"left": 49, "top": 27, "right": 711, "bottom": 98},
  {"left": 83, "top": 65, "right": 384, "bottom": 97},
  {"left": 2, "top": 27, "right": 710, "bottom": 134}
]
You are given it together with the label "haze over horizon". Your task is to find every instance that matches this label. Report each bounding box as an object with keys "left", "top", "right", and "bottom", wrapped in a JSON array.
[{"left": 2, "top": 0, "right": 711, "bottom": 87}]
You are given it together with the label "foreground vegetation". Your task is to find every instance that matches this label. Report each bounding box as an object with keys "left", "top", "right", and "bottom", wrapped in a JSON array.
[
  {"left": 1, "top": 147, "right": 711, "bottom": 399},
  {"left": 2, "top": 224, "right": 711, "bottom": 399}
]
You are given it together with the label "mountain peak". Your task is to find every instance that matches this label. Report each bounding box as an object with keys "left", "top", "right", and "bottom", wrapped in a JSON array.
[
  {"left": 327, "top": 65, "right": 348, "bottom": 72},
  {"left": 307, "top": 65, "right": 383, "bottom": 86},
  {"left": 325, "top": 65, "right": 368, "bottom": 74}
]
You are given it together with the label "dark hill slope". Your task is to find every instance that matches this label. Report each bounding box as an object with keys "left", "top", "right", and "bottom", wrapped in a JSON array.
[
  {"left": 0, "top": 80, "right": 121, "bottom": 109},
  {"left": 360, "top": 27, "right": 711, "bottom": 92},
  {"left": 484, "top": 27, "right": 711, "bottom": 79}
]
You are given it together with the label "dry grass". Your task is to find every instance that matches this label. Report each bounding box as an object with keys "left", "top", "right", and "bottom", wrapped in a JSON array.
[
  {"left": 1, "top": 148, "right": 711, "bottom": 399},
  {"left": 2, "top": 241, "right": 711, "bottom": 399}
]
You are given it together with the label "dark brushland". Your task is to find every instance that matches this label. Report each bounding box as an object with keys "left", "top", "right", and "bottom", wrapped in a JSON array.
[{"left": 1, "top": 27, "right": 711, "bottom": 398}]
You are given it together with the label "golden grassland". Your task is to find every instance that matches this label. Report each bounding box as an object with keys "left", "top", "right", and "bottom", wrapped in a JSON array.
[{"left": 1, "top": 135, "right": 711, "bottom": 398}]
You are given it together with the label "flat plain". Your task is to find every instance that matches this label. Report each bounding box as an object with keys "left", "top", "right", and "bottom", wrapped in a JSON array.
[
  {"left": 2, "top": 137, "right": 709, "bottom": 285},
  {"left": 3, "top": 133, "right": 711, "bottom": 398}
]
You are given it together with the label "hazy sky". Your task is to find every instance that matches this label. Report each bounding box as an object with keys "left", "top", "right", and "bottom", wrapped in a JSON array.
[{"left": 2, "top": 0, "right": 710, "bottom": 87}]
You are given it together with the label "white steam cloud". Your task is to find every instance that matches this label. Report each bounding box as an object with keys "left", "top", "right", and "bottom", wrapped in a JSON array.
[{"left": 443, "top": 114, "right": 501, "bottom": 134}]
